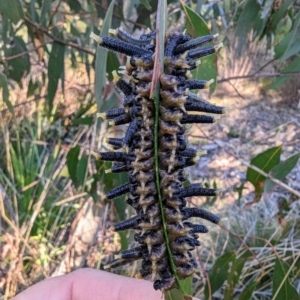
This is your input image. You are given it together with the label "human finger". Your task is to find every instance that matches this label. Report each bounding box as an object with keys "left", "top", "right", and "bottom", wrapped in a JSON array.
[{"left": 12, "top": 268, "right": 163, "bottom": 300}]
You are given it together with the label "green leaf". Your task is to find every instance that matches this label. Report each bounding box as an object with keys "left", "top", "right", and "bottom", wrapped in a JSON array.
[
  {"left": 235, "top": 0, "right": 261, "bottom": 57},
  {"left": 166, "top": 289, "right": 192, "bottom": 300},
  {"left": 72, "top": 117, "right": 94, "bottom": 125},
  {"left": 0, "top": 72, "right": 13, "bottom": 114},
  {"left": 270, "top": 57, "right": 300, "bottom": 89},
  {"left": 181, "top": 3, "right": 217, "bottom": 93},
  {"left": 238, "top": 280, "right": 258, "bottom": 300},
  {"left": 6, "top": 37, "right": 30, "bottom": 83},
  {"left": 269, "top": 0, "right": 294, "bottom": 32},
  {"left": 274, "top": 32, "right": 298, "bottom": 59},
  {"left": 273, "top": 258, "right": 300, "bottom": 300},
  {"left": 281, "top": 11, "right": 300, "bottom": 61},
  {"left": 139, "top": 0, "right": 152, "bottom": 10},
  {"left": 76, "top": 155, "right": 88, "bottom": 186},
  {"left": 270, "top": 75, "right": 291, "bottom": 89},
  {"left": 165, "top": 278, "right": 193, "bottom": 300},
  {"left": 107, "top": 51, "right": 120, "bottom": 81},
  {"left": 66, "top": 0, "right": 82, "bottom": 13},
  {"left": 0, "top": 0, "right": 23, "bottom": 24},
  {"left": 27, "top": 79, "right": 40, "bottom": 98},
  {"left": 224, "top": 257, "right": 247, "bottom": 300},
  {"left": 204, "top": 252, "right": 236, "bottom": 299},
  {"left": 274, "top": 15, "right": 292, "bottom": 45},
  {"left": 264, "top": 153, "right": 300, "bottom": 193},
  {"left": 252, "top": 12, "right": 268, "bottom": 40},
  {"left": 180, "top": 277, "right": 192, "bottom": 296},
  {"left": 74, "top": 103, "right": 95, "bottom": 118},
  {"left": 281, "top": 39, "right": 300, "bottom": 61},
  {"left": 94, "top": 0, "right": 116, "bottom": 112},
  {"left": 246, "top": 146, "right": 282, "bottom": 195},
  {"left": 47, "top": 30, "right": 65, "bottom": 114},
  {"left": 67, "top": 146, "right": 80, "bottom": 186},
  {"left": 40, "top": 0, "right": 52, "bottom": 26},
  {"left": 119, "top": 231, "right": 128, "bottom": 251}
]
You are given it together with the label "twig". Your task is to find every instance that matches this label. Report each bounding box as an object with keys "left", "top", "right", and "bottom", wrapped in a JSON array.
[
  {"left": 24, "top": 17, "right": 94, "bottom": 55},
  {"left": 218, "top": 71, "right": 300, "bottom": 83},
  {"left": 47, "top": 0, "right": 63, "bottom": 29},
  {"left": 227, "top": 80, "right": 245, "bottom": 99},
  {"left": 0, "top": 42, "right": 52, "bottom": 63},
  {"left": 251, "top": 58, "right": 276, "bottom": 76}
]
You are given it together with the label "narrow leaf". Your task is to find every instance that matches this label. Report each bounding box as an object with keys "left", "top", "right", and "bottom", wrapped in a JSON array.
[
  {"left": 76, "top": 155, "right": 88, "bottom": 186},
  {"left": 107, "top": 51, "right": 120, "bottom": 81},
  {"left": 269, "top": 0, "right": 294, "bottom": 32},
  {"left": 0, "top": 0, "right": 23, "bottom": 24},
  {"left": 139, "top": 0, "right": 152, "bottom": 10},
  {"left": 204, "top": 252, "right": 236, "bottom": 299},
  {"left": 66, "top": 0, "right": 82, "bottom": 13},
  {"left": 67, "top": 146, "right": 80, "bottom": 186},
  {"left": 264, "top": 153, "right": 300, "bottom": 193},
  {"left": 72, "top": 117, "right": 94, "bottom": 125},
  {"left": 40, "top": 0, "right": 52, "bottom": 26},
  {"left": 152, "top": 1, "right": 188, "bottom": 297},
  {"left": 6, "top": 37, "right": 30, "bottom": 83},
  {"left": 94, "top": 0, "right": 116, "bottom": 112},
  {"left": 238, "top": 280, "right": 258, "bottom": 300},
  {"left": 180, "top": 2, "right": 217, "bottom": 92},
  {"left": 47, "top": 30, "right": 65, "bottom": 113},
  {"left": 281, "top": 11, "right": 300, "bottom": 61},
  {"left": 246, "top": 146, "right": 282, "bottom": 195},
  {"left": 273, "top": 258, "right": 299, "bottom": 300},
  {"left": 224, "top": 257, "right": 247, "bottom": 300},
  {"left": 235, "top": 0, "right": 260, "bottom": 57},
  {"left": 271, "top": 57, "right": 300, "bottom": 89},
  {"left": 0, "top": 72, "right": 13, "bottom": 114}
]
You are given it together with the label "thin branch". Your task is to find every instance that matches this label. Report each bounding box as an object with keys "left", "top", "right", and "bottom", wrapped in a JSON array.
[
  {"left": 227, "top": 80, "right": 245, "bottom": 99},
  {"left": 251, "top": 58, "right": 276, "bottom": 76},
  {"left": 24, "top": 17, "right": 94, "bottom": 56},
  {"left": 0, "top": 41, "right": 52, "bottom": 63},
  {"left": 218, "top": 71, "right": 300, "bottom": 83},
  {"left": 47, "top": 0, "right": 64, "bottom": 29}
]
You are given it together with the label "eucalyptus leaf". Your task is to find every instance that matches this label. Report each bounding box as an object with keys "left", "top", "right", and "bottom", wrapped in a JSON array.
[
  {"left": 224, "top": 257, "right": 247, "bottom": 300},
  {"left": 273, "top": 258, "right": 299, "bottom": 300},
  {"left": 72, "top": 117, "right": 94, "bottom": 126},
  {"left": 246, "top": 146, "right": 282, "bottom": 195},
  {"left": 67, "top": 146, "right": 80, "bottom": 186},
  {"left": 40, "top": 0, "right": 52, "bottom": 26},
  {"left": 238, "top": 280, "right": 258, "bottom": 300},
  {"left": 76, "top": 155, "right": 88, "bottom": 186},
  {"left": 94, "top": 0, "right": 116, "bottom": 112},
  {"left": 0, "top": 72, "right": 13, "bottom": 114},
  {"left": 269, "top": 0, "right": 294, "bottom": 32},
  {"left": 204, "top": 252, "right": 236, "bottom": 299},
  {"left": 281, "top": 11, "right": 300, "bottom": 61},
  {"left": 235, "top": 0, "right": 260, "bottom": 57},
  {"left": 0, "top": 0, "right": 23, "bottom": 24},
  {"left": 139, "top": 0, "right": 152, "bottom": 10},
  {"left": 6, "top": 37, "right": 30, "bottom": 84},
  {"left": 271, "top": 57, "right": 300, "bottom": 89},
  {"left": 181, "top": 3, "right": 217, "bottom": 92},
  {"left": 264, "top": 153, "right": 300, "bottom": 193},
  {"left": 47, "top": 29, "right": 65, "bottom": 114}
]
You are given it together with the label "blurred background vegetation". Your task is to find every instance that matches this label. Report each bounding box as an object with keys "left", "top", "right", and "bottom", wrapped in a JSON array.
[{"left": 0, "top": 0, "right": 300, "bottom": 299}]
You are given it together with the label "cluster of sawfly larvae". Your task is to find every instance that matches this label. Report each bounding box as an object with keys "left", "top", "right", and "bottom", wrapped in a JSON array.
[{"left": 91, "top": 27, "right": 224, "bottom": 292}]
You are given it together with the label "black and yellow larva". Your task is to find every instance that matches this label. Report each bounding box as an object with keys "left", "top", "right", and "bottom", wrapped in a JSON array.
[{"left": 90, "top": 27, "right": 223, "bottom": 293}]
